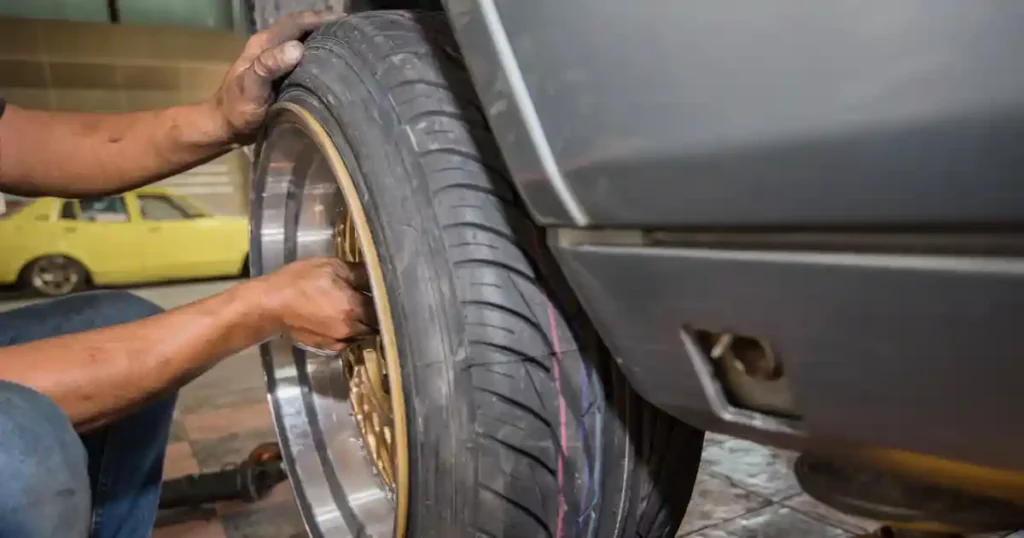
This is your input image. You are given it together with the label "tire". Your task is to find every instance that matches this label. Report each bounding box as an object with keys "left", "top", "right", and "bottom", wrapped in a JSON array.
[
  {"left": 19, "top": 255, "right": 89, "bottom": 297},
  {"left": 268, "top": 11, "right": 705, "bottom": 537}
]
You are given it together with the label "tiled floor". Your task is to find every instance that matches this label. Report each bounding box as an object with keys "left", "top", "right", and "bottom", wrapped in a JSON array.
[
  {"left": 161, "top": 357, "right": 871, "bottom": 538},
  {"left": 5, "top": 282, "right": 1021, "bottom": 538},
  {"left": 158, "top": 359, "right": 1024, "bottom": 538}
]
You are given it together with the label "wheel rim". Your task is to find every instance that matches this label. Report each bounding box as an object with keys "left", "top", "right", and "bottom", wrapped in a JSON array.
[
  {"left": 31, "top": 257, "right": 79, "bottom": 295},
  {"left": 250, "top": 102, "right": 409, "bottom": 538}
]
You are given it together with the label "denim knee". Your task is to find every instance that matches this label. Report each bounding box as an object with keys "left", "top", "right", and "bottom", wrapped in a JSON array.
[
  {"left": 75, "top": 290, "right": 164, "bottom": 327},
  {"left": 0, "top": 290, "right": 164, "bottom": 347},
  {"left": 0, "top": 382, "right": 90, "bottom": 538}
]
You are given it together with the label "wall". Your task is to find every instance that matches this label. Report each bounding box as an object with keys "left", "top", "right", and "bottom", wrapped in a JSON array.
[
  {"left": 0, "top": 16, "right": 251, "bottom": 215},
  {"left": 0, "top": 0, "right": 236, "bottom": 31}
]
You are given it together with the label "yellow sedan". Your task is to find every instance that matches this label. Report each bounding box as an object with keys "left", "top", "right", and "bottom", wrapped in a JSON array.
[{"left": 0, "top": 187, "right": 249, "bottom": 296}]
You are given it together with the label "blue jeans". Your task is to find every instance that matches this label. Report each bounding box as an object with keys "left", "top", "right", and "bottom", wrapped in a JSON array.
[{"left": 0, "top": 291, "right": 176, "bottom": 538}]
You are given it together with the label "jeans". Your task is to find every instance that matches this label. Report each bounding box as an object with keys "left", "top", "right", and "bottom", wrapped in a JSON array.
[{"left": 0, "top": 291, "right": 175, "bottom": 538}]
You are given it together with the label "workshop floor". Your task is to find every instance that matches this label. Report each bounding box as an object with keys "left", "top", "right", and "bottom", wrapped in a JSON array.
[{"left": 3, "top": 281, "right": 1020, "bottom": 538}]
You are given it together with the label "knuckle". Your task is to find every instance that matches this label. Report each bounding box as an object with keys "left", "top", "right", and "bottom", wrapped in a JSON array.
[{"left": 251, "top": 56, "right": 271, "bottom": 78}]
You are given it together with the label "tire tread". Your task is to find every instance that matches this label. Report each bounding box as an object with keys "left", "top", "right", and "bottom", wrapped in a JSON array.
[{"left": 306, "top": 11, "right": 703, "bottom": 538}]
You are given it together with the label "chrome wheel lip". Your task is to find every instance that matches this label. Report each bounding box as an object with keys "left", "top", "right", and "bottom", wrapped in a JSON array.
[
  {"left": 250, "top": 104, "right": 399, "bottom": 538},
  {"left": 31, "top": 257, "right": 79, "bottom": 296}
]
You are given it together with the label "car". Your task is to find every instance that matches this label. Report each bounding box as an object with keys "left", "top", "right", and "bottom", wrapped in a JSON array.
[
  {"left": 0, "top": 187, "right": 249, "bottom": 296},
  {"left": 241, "top": 2, "right": 1024, "bottom": 538}
]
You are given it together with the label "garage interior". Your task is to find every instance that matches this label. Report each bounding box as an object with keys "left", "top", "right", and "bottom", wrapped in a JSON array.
[{"left": 0, "top": 2, "right": 1020, "bottom": 538}]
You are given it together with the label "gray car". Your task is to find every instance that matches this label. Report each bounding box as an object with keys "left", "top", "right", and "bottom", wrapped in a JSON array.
[{"left": 243, "top": 1, "right": 1024, "bottom": 537}]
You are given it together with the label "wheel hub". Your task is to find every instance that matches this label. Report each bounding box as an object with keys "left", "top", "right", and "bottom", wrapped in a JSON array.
[
  {"left": 251, "top": 102, "right": 408, "bottom": 538},
  {"left": 32, "top": 258, "right": 78, "bottom": 295}
]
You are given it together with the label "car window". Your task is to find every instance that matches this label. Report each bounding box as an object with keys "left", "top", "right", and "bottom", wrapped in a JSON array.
[
  {"left": 79, "top": 196, "right": 129, "bottom": 223},
  {"left": 0, "top": 194, "right": 31, "bottom": 220},
  {"left": 138, "top": 195, "right": 196, "bottom": 221},
  {"left": 60, "top": 201, "right": 77, "bottom": 220}
]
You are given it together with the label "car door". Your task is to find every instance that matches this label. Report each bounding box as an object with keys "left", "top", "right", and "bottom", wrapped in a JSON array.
[
  {"left": 63, "top": 195, "right": 149, "bottom": 284},
  {"left": 135, "top": 192, "right": 224, "bottom": 279}
]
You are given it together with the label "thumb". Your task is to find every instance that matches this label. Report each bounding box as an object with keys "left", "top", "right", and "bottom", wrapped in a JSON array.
[{"left": 239, "top": 40, "right": 305, "bottom": 102}]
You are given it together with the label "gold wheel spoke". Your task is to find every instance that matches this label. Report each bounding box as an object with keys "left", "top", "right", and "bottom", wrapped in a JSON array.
[{"left": 336, "top": 218, "right": 398, "bottom": 492}]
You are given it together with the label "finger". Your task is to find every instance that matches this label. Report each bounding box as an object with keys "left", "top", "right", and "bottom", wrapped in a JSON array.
[
  {"left": 314, "top": 323, "right": 372, "bottom": 353},
  {"left": 254, "top": 40, "right": 304, "bottom": 86},
  {"left": 235, "top": 40, "right": 304, "bottom": 107},
  {"left": 355, "top": 292, "right": 378, "bottom": 331},
  {"left": 255, "top": 10, "right": 342, "bottom": 51},
  {"left": 290, "top": 330, "right": 345, "bottom": 355},
  {"left": 325, "top": 293, "right": 376, "bottom": 337},
  {"left": 330, "top": 259, "right": 371, "bottom": 291}
]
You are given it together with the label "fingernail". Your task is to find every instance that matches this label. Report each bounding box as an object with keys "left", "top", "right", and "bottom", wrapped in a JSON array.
[{"left": 283, "top": 41, "right": 304, "bottom": 64}]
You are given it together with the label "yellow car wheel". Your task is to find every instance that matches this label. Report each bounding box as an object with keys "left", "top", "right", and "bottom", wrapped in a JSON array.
[
  {"left": 249, "top": 11, "right": 706, "bottom": 538},
  {"left": 21, "top": 255, "right": 88, "bottom": 297}
]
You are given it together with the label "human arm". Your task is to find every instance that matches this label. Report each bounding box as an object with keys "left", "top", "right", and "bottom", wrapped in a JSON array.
[
  {"left": 0, "top": 257, "right": 371, "bottom": 432},
  {"left": 0, "top": 103, "right": 234, "bottom": 198},
  {"left": 0, "top": 10, "right": 338, "bottom": 198}
]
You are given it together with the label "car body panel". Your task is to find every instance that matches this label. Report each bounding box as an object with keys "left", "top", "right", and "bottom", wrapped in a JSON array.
[
  {"left": 445, "top": 0, "right": 1024, "bottom": 228},
  {"left": 440, "top": 0, "right": 1024, "bottom": 476},
  {"left": 552, "top": 232, "right": 1024, "bottom": 472},
  {"left": 0, "top": 188, "right": 248, "bottom": 286}
]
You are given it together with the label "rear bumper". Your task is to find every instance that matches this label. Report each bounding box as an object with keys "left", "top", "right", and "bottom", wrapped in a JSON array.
[{"left": 551, "top": 229, "right": 1024, "bottom": 473}]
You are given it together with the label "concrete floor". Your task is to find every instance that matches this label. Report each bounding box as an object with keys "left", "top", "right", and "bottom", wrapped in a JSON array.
[{"left": 4, "top": 280, "right": 1021, "bottom": 538}]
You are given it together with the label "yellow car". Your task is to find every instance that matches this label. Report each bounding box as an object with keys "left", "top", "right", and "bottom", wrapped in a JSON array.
[{"left": 0, "top": 187, "right": 249, "bottom": 296}]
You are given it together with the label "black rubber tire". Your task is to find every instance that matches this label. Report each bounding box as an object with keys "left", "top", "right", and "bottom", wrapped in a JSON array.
[
  {"left": 19, "top": 255, "right": 89, "bottom": 297},
  {"left": 274, "top": 11, "right": 705, "bottom": 538}
]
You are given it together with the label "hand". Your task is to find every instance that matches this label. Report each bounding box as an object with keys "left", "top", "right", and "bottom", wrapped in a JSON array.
[
  {"left": 258, "top": 257, "right": 376, "bottom": 353},
  {"left": 212, "top": 10, "right": 342, "bottom": 144}
]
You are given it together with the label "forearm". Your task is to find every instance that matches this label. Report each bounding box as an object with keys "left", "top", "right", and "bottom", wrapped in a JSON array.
[
  {"left": 0, "top": 280, "right": 277, "bottom": 431},
  {"left": 0, "top": 101, "right": 235, "bottom": 198}
]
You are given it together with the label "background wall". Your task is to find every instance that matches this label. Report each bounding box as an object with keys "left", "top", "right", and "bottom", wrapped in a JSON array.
[
  {"left": 0, "top": 0, "right": 241, "bottom": 31},
  {"left": 0, "top": 14, "right": 251, "bottom": 215}
]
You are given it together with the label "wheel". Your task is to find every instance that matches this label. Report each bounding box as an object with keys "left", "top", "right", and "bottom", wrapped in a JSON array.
[
  {"left": 249, "top": 11, "right": 705, "bottom": 538},
  {"left": 20, "top": 255, "right": 88, "bottom": 297}
]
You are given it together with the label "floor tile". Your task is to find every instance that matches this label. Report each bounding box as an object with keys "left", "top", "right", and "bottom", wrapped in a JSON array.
[
  {"left": 704, "top": 434, "right": 725, "bottom": 449},
  {"left": 221, "top": 500, "right": 306, "bottom": 538},
  {"left": 681, "top": 528, "right": 736, "bottom": 538},
  {"left": 677, "top": 473, "right": 773, "bottom": 535},
  {"left": 177, "top": 384, "right": 268, "bottom": 415},
  {"left": 217, "top": 482, "right": 296, "bottom": 517},
  {"left": 783, "top": 494, "right": 875, "bottom": 534},
  {"left": 704, "top": 431, "right": 734, "bottom": 445},
  {"left": 713, "top": 505, "right": 850, "bottom": 538},
  {"left": 169, "top": 419, "right": 189, "bottom": 443},
  {"left": 182, "top": 401, "right": 273, "bottom": 440},
  {"left": 152, "top": 517, "right": 229, "bottom": 538},
  {"left": 190, "top": 428, "right": 278, "bottom": 472},
  {"left": 701, "top": 439, "right": 801, "bottom": 501},
  {"left": 163, "top": 441, "right": 200, "bottom": 479},
  {"left": 176, "top": 348, "right": 267, "bottom": 414}
]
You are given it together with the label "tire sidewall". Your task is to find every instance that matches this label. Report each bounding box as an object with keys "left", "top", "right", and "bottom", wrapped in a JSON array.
[{"left": 280, "top": 54, "right": 473, "bottom": 536}]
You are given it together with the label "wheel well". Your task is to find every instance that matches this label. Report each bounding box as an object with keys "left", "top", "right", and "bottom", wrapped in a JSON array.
[
  {"left": 18, "top": 254, "right": 92, "bottom": 285},
  {"left": 244, "top": 0, "right": 444, "bottom": 33},
  {"left": 353, "top": 0, "right": 444, "bottom": 11}
]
